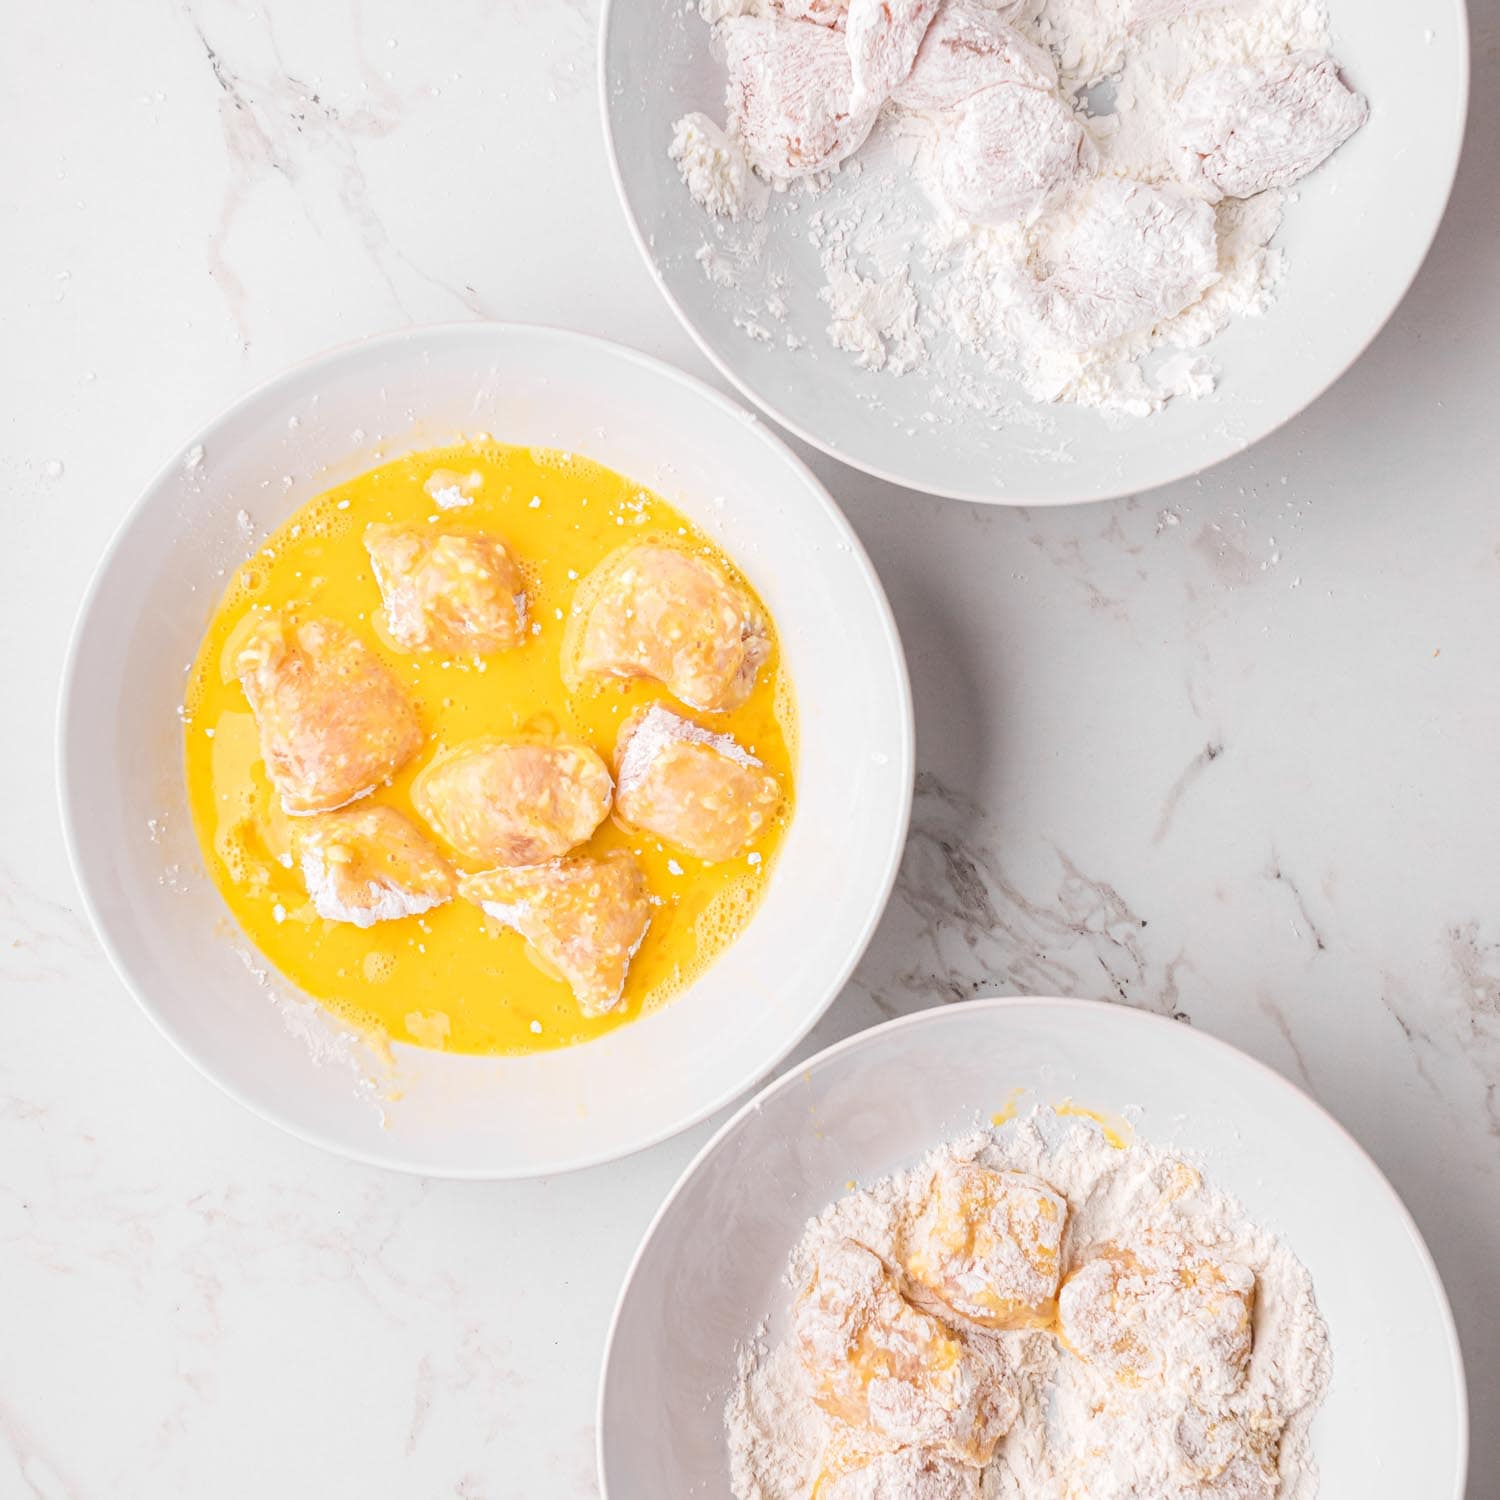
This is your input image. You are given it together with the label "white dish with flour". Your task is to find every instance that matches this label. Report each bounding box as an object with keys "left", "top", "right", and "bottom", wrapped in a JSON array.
[
  {"left": 601, "top": 0, "right": 1467, "bottom": 502},
  {"left": 597, "top": 999, "right": 1466, "bottom": 1496}
]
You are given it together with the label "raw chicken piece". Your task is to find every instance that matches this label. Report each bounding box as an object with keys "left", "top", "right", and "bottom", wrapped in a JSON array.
[
  {"left": 234, "top": 613, "right": 422, "bottom": 816},
  {"left": 720, "top": 15, "right": 877, "bottom": 179},
  {"left": 891, "top": 1, "right": 1055, "bottom": 115},
  {"left": 815, "top": 1443, "right": 980, "bottom": 1500},
  {"left": 1172, "top": 51, "right": 1367, "bottom": 201},
  {"left": 564, "top": 543, "right": 770, "bottom": 712},
  {"left": 904, "top": 1162, "right": 1067, "bottom": 1329},
  {"left": 795, "top": 1238, "right": 1018, "bottom": 1465},
  {"left": 364, "top": 522, "right": 526, "bottom": 656},
  {"left": 459, "top": 852, "right": 651, "bottom": 1017},
  {"left": 845, "top": 0, "right": 941, "bottom": 110},
  {"left": 294, "top": 804, "right": 454, "bottom": 928},
  {"left": 613, "top": 705, "right": 782, "bottom": 863},
  {"left": 413, "top": 740, "right": 613, "bottom": 866},
  {"left": 1010, "top": 178, "right": 1219, "bottom": 350},
  {"left": 1058, "top": 1234, "right": 1255, "bottom": 1399}
]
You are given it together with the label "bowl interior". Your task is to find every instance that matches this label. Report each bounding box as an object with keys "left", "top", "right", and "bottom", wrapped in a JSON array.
[
  {"left": 60, "top": 324, "right": 912, "bottom": 1177},
  {"left": 599, "top": 999, "right": 1465, "bottom": 1497},
  {"left": 602, "top": 0, "right": 1468, "bottom": 503}
]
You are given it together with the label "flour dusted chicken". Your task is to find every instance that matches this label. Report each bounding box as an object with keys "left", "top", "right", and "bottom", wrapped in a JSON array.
[
  {"left": 904, "top": 1162, "right": 1067, "bottom": 1329},
  {"left": 768, "top": 0, "right": 848, "bottom": 24},
  {"left": 613, "top": 705, "right": 782, "bottom": 863},
  {"left": 816, "top": 1443, "right": 980, "bottom": 1499},
  {"left": 1171, "top": 1407, "right": 1280, "bottom": 1499},
  {"left": 234, "top": 613, "right": 422, "bottom": 816},
  {"left": 294, "top": 804, "right": 455, "bottom": 928},
  {"left": 892, "top": 2, "right": 1090, "bottom": 224},
  {"left": 891, "top": 2, "right": 1054, "bottom": 115},
  {"left": 794, "top": 1238, "right": 1018, "bottom": 1465},
  {"left": 721, "top": 15, "right": 876, "bottom": 179},
  {"left": 845, "top": 0, "right": 940, "bottom": 111},
  {"left": 413, "top": 740, "right": 612, "bottom": 866},
  {"left": 1058, "top": 1234, "right": 1255, "bottom": 1399},
  {"left": 565, "top": 543, "right": 770, "bottom": 712},
  {"left": 1010, "top": 178, "right": 1220, "bottom": 351},
  {"left": 364, "top": 523, "right": 526, "bottom": 656},
  {"left": 460, "top": 852, "right": 651, "bottom": 1017},
  {"left": 936, "top": 83, "right": 1092, "bottom": 225},
  {"left": 1172, "top": 50, "right": 1367, "bottom": 202}
]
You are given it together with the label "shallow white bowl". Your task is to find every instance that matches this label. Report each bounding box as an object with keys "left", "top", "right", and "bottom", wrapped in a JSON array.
[
  {"left": 59, "top": 323, "right": 913, "bottom": 1178},
  {"left": 601, "top": 0, "right": 1469, "bottom": 504},
  {"left": 599, "top": 998, "right": 1467, "bottom": 1496}
]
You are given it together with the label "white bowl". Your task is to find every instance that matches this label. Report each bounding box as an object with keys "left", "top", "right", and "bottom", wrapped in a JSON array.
[
  {"left": 600, "top": 0, "right": 1469, "bottom": 504},
  {"left": 599, "top": 998, "right": 1467, "bottom": 1496},
  {"left": 58, "top": 323, "right": 913, "bottom": 1178}
]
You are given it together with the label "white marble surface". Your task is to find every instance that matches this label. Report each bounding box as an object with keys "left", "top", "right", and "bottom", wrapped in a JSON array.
[{"left": 2, "top": 2, "right": 1496, "bottom": 1496}]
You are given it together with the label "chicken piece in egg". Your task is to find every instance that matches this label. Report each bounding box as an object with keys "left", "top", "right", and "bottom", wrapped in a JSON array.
[
  {"left": 613, "top": 705, "right": 782, "bottom": 863},
  {"left": 234, "top": 613, "right": 422, "bottom": 816},
  {"left": 294, "top": 804, "right": 455, "bottom": 928},
  {"left": 413, "top": 740, "right": 613, "bottom": 866},
  {"left": 1058, "top": 1234, "right": 1255, "bottom": 1399},
  {"left": 564, "top": 543, "right": 770, "bottom": 712},
  {"left": 364, "top": 522, "right": 527, "bottom": 656},
  {"left": 794, "top": 1238, "right": 1017, "bottom": 1465},
  {"left": 904, "top": 1162, "right": 1067, "bottom": 1330},
  {"left": 459, "top": 852, "right": 651, "bottom": 1017}
]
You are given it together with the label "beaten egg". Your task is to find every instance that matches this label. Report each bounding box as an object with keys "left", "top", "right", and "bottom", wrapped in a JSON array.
[{"left": 183, "top": 442, "right": 795, "bottom": 1055}]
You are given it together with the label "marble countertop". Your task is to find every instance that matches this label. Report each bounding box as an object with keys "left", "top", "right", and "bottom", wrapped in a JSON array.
[{"left": 4, "top": 2, "right": 1496, "bottom": 1495}]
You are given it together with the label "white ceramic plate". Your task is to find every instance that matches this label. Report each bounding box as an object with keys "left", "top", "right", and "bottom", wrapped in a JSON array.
[
  {"left": 600, "top": 1, "right": 1469, "bottom": 504},
  {"left": 58, "top": 323, "right": 913, "bottom": 1178},
  {"left": 599, "top": 998, "right": 1467, "bottom": 1496}
]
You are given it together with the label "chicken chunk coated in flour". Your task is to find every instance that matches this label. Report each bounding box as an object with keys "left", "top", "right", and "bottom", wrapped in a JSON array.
[
  {"left": 564, "top": 543, "right": 770, "bottom": 712},
  {"left": 1007, "top": 178, "right": 1220, "bottom": 352},
  {"left": 234, "top": 613, "right": 422, "bottom": 816},
  {"left": 845, "top": 0, "right": 942, "bottom": 111},
  {"left": 459, "top": 852, "right": 652, "bottom": 1017},
  {"left": 720, "top": 15, "right": 877, "bottom": 180},
  {"left": 795, "top": 1238, "right": 1019, "bottom": 1465},
  {"left": 814, "top": 1442, "right": 980, "bottom": 1500},
  {"left": 889, "top": 1, "right": 1091, "bottom": 224},
  {"left": 1172, "top": 50, "right": 1368, "bottom": 202}
]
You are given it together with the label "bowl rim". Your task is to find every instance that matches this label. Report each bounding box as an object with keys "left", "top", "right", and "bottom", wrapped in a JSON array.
[
  {"left": 55, "top": 320, "right": 916, "bottom": 1178},
  {"left": 595, "top": 994, "right": 1469, "bottom": 1495},
  {"left": 597, "top": 0, "right": 1472, "bottom": 507}
]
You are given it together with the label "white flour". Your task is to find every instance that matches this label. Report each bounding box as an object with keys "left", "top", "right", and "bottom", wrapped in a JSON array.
[
  {"left": 725, "top": 1111, "right": 1330, "bottom": 1499},
  {"left": 670, "top": 0, "right": 1364, "bottom": 419}
]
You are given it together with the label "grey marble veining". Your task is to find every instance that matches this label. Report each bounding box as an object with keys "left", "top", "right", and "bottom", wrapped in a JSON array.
[{"left": 1, "top": 0, "right": 1497, "bottom": 1495}]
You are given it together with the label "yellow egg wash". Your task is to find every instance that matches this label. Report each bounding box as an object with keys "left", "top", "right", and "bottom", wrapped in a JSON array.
[
  {"left": 1052, "top": 1099, "right": 1134, "bottom": 1150},
  {"left": 183, "top": 442, "right": 796, "bottom": 1055}
]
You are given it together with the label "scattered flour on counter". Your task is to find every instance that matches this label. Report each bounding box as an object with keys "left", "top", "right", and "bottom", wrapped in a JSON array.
[
  {"left": 670, "top": 0, "right": 1366, "bottom": 420},
  {"left": 726, "top": 1110, "right": 1331, "bottom": 1499}
]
